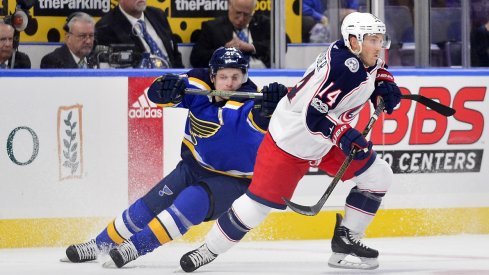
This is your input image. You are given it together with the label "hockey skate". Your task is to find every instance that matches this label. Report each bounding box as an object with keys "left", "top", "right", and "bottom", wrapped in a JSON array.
[
  {"left": 104, "top": 240, "right": 139, "bottom": 268},
  {"left": 328, "top": 213, "right": 379, "bottom": 270},
  {"left": 180, "top": 244, "right": 217, "bottom": 272},
  {"left": 63, "top": 239, "right": 100, "bottom": 263}
]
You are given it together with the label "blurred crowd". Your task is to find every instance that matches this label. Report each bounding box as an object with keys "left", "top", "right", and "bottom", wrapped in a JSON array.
[{"left": 1, "top": 0, "right": 488, "bottom": 69}]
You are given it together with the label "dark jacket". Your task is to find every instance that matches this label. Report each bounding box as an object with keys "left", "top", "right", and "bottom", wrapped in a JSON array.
[
  {"left": 6, "top": 50, "right": 31, "bottom": 69},
  {"left": 190, "top": 14, "right": 271, "bottom": 68},
  {"left": 95, "top": 6, "right": 183, "bottom": 68},
  {"left": 40, "top": 44, "right": 93, "bottom": 69}
]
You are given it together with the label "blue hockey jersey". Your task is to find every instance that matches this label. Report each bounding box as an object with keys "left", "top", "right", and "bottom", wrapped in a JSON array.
[{"left": 172, "top": 68, "right": 268, "bottom": 179}]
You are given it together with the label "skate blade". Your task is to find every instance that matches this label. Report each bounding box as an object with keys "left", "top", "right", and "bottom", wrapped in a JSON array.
[
  {"left": 328, "top": 252, "right": 379, "bottom": 270},
  {"left": 59, "top": 257, "right": 71, "bottom": 263},
  {"left": 173, "top": 267, "right": 186, "bottom": 273},
  {"left": 102, "top": 259, "right": 117, "bottom": 269},
  {"left": 59, "top": 257, "right": 97, "bottom": 263}
]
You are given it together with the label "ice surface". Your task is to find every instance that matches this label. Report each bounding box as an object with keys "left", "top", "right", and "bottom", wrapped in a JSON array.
[{"left": 1, "top": 235, "right": 488, "bottom": 275}]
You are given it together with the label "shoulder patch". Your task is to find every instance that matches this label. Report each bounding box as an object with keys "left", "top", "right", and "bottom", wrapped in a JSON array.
[
  {"left": 344, "top": 57, "right": 359, "bottom": 73},
  {"left": 316, "top": 51, "right": 328, "bottom": 70}
]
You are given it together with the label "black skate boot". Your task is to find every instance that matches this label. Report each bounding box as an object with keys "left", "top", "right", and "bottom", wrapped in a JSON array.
[
  {"left": 107, "top": 240, "right": 139, "bottom": 268},
  {"left": 64, "top": 239, "right": 100, "bottom": 263},
  {"left": 328, "top": 213, "right": 379, "bottom": 270},
  {"left": 180, "top": 244, "right": 217, "bottom": 272}
]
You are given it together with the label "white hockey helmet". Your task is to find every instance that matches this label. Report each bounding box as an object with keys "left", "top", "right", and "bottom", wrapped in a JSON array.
[{"left": 341, "top": 12, "right": 390, "bottom": 51}]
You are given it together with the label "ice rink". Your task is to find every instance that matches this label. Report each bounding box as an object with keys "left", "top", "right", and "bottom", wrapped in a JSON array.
[{"left": 1, "top": 234, "right": 488, "bottom": 275}]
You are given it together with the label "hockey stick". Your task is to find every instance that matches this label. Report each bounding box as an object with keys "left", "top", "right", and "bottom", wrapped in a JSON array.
[
  {"left": 401, "top": 94, "right": 455, "bottom": 116},
  {"left": 184, "top": 88, "right": 263, "bottom": 99},
  {"left": 185, "top": 89, "right": 455, "bottom": 117},
  {"left": 282, "top": 99, "right": 386, "bottom": 216}
]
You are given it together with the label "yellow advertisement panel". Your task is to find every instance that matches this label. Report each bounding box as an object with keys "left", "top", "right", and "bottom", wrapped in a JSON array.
[{"left": 3, "top": 0, "right": 300, "bottom": 43}]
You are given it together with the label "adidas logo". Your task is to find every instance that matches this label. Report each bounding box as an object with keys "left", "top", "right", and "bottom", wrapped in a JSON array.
[{"left": 128, "top": 88, "right": 163, "bottom": 119}]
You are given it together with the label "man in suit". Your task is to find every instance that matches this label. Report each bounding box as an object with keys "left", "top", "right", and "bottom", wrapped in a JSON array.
[
  {"left": 40, "top": 12, "right": 95, "bottom": 69},
  {"left": 0, "top": 20, "right": 31, "bottom": 69},
  {"left": 95, "top": 0, "right": 183, "bottom": 68},
  {"left": 190, "top": 0, "right": 270, "bottom": 68}
]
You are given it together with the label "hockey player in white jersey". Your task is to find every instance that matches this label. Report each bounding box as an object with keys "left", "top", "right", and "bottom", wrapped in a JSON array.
[{"left": 180, "top": 12, "right": 402, "bottom": 271}]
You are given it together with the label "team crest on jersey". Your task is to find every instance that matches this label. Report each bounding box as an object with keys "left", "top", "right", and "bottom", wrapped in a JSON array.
[
  {"left": 339, "top": 105, "right": 363, "bottom": 123},
  {"left": 188, "top": 111, "right": 221, "bottom": 144},
  {"left": 344, "top": 57, "right": 359, "bottom": 73}
]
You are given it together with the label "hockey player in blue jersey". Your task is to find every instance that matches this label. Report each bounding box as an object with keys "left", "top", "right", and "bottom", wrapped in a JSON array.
[{"left": 63, "top": 47, "right": 288, "bottom": 267}]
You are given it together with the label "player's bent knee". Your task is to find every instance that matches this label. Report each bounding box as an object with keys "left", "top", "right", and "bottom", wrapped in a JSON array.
[
  {"left": 232, "top": 194, "right": 272, "bottom": 228},
  {"left": 354, "top": 157, "right": 393, "bottom": 193},
  {"left": 172, "top": 185, "right": 210, "bottom": 226}
]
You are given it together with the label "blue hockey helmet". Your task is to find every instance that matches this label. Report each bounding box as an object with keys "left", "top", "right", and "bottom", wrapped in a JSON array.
[{"left": 209, "top": 47, "right": 249, "bottom": 83}]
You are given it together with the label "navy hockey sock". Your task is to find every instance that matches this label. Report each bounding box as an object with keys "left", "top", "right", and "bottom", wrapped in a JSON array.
[
  {"left": 216, "top": 207, "right": 250, "bottom": 242},
  {"left": 345, "top": 187, "right": 384, "bottom": 215}
]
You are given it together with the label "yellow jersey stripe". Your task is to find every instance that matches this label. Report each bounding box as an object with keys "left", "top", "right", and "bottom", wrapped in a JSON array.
[
  {"left": 181, "top": 139, "right": 252, "bottom": 179},
  {"left": 247, "top": 111, "right": 267, "bottom": 133},
  {"left": 188, "top": 77, "right": 212, "bottom": 91}
]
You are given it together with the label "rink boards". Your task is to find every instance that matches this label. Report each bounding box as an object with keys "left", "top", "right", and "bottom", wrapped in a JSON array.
[{"left": 0, "top": 69, "right": 488, "bottom": 248}]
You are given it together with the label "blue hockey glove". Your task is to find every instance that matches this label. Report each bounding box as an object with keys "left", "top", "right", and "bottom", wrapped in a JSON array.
[
  {"left": 370, "top": 68, "right": 401, "bottom": 114},
  {"left": 332, "top": 124, "right": 372, "bottom": 160},
  {"left": 260, "top": 82, "right": 288, "bottom": 117},
  {"left": 147, "top": 74, "right": 186, "bottom": 106}
]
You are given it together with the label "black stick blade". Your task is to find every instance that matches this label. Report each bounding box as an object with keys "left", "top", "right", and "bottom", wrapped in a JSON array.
[
  {"left": 401, "top": 94, "right": 456, "bottom": 116},
  {"left": 282, "top": 197, "right": 321, "bottom": 216}
]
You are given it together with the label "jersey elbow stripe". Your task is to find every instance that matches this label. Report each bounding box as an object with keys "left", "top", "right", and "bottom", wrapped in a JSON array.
[
  {"left": 148, "top": 217, "right": 172, "bottom": 245},
  {"left": 247, "top": 112, "right": 267, "bottom": 133},
  {"left": 157, "top": 103, "right": 175, "bottom": 108}
]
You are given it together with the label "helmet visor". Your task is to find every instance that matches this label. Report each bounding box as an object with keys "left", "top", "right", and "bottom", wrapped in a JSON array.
[{"left": 363, "top": 33, "right": 391, "bottom": 49}]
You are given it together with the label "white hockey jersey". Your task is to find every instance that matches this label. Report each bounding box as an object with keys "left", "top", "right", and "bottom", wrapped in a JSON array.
[{"left": 269, "top": 40, "right": 385, "bottom": 160}]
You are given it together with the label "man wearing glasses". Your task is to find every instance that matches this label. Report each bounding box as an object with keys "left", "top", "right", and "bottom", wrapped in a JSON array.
[
  {"left": 40, "top": 12, "right": 95, "bottom": 69},
  {"left": 0, "top": 20, "right": 31, "bottom": 69},
  {"left": 190, "top": 0, "right": 271, "bottom": 68}
]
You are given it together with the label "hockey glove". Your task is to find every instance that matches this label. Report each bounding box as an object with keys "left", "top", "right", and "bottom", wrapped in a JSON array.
[
  {"left": 332, "top": 124, "right": 372, "bottom": 160},
  {"left": 370, "top": 68, "right": 401, "bottom": 114},
  {"left": 260, "top": 82, "right": 288, "bottom": 117},
  {"left": 148, "top": 74, "right": 186, "bottom": 107}
]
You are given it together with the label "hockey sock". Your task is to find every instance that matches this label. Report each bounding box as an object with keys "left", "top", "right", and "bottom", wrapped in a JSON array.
[
  {"left": 343, "top": 187, "right": 385, "bottom": 233},
  {"left": 206, "top": 194, "right": 271, "bottom": 255},
  {"left": 96, "top": 198, "right": 154, "bottom": 247},
  {"left": 130, "top": 185, "right": 210, "bottom": 255}
]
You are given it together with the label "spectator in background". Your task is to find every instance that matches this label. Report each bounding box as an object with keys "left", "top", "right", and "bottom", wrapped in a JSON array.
[
  {"left": 190, "top": 0, "right": 270, "bottom": 68},
  {"left": 0, "top": 20, "right": 30, "bottom": 69},
  {"left": 471, "top": 3, "right": 489, "bottom": 67},
  {"left": 95, "top": 0, "right": 183, "bottom": 68},
  {"left": 471, "top": 18, "right": 489, "bottom": 66},
  {"left": 302, "top": 0, "right": 359, "bottom": 43},
  {"left": 40, "top": 12, "right": 95, "bottom": 69}
]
